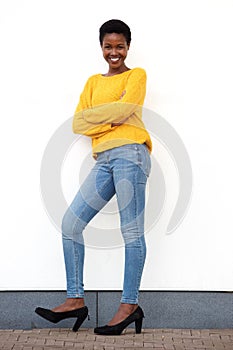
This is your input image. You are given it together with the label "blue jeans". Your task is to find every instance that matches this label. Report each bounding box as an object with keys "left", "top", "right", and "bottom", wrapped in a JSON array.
[{"left": 62, "top": 143, "right": 151, "bottom": 304}]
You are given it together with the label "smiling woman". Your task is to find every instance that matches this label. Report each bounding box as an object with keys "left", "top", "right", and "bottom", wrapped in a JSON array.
[
  {"left": 102, "top": 33, "right": 129, "bottom": 74},
  {"left": 35, "top": 19, "right": 152, "bottom": 336},
  {"left": 99, "top": 19, "right": 131, "bottom": 77}
]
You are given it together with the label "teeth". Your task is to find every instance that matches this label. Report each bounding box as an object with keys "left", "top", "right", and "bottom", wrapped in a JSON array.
[{"left": 110, "top": 58, "right": 120, "bottom": 62}]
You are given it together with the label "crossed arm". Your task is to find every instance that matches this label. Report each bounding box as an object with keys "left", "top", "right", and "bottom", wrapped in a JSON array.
[{"left": 72, "top": 70, "right": 146, "bottom": 137}]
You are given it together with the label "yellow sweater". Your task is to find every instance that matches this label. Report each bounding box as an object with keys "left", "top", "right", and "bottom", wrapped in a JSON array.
[{"left": 72, "top": 67, "right": 152, "bottom": 156}]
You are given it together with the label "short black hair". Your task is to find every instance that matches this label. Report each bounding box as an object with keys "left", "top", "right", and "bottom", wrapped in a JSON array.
[{"left": 99, "top": 19, "right": 131, "bottom": 46}]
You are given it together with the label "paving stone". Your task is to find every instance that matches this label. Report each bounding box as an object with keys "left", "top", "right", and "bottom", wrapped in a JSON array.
[
  {"left": 143, "top": 342, "right": 154, "bottom": 348},
  {"left": 0, "top": 328, "right": 232, "bottom": 349},
  {"left": 163, "top": 345, "right": 174, "bottom": 350}
]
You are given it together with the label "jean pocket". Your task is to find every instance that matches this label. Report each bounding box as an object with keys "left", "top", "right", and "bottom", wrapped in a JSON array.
[
  {"left": 129, "top": 143, "right": 151, "bottom": 178},
  {"left": 139, "top": 144, "right": 151, "bottom": 177}
]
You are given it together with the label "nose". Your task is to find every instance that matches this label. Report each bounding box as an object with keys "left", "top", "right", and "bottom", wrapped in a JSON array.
[{"left": 110, "top": 47, "right": 118, "bottom": 56}]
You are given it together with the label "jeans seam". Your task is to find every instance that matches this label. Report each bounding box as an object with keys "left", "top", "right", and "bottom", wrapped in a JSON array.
[
  {"left": 121, "top": 166, "right": 145, "bottom": 304},
  {"left": 135, "top": 166, "right": 146, "bottom": 302},
  {"left": 135, "top": 167, "right": 144, "bottom": 302},
  {"left": 137, "top": 145, "right": 142, "bottom": 167}
]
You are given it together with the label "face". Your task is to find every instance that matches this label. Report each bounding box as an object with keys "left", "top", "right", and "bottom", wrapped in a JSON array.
[{"left": 101, "top": 33, "right": 129, "bottom": 72}]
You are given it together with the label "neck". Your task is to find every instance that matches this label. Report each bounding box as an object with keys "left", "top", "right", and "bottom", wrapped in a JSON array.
[{"left": 106, "top": 65, "right": 130, "bottom": 76}]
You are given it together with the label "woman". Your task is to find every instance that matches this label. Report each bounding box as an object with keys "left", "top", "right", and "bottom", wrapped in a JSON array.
[{"left": 35, "top": 19, "right": 152, "bottom": 335}]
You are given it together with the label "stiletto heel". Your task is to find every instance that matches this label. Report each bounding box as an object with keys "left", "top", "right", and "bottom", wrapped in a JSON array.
[
  {"left": 135, "top": 317, "right": 143, "bottom": 334},
  {"left": 94, "top": 306, "right": 144, "bottom": 335},
  {"left": 72, "top": 310, "right": 89, "bottom": 332},
  {"left": 35, "top": 306, "right": 88, "bottom": 331}
]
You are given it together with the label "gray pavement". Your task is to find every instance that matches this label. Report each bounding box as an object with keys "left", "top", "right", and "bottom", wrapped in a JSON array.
[{"left": 0, "top": 328, "right": 233, "bottom": 350}]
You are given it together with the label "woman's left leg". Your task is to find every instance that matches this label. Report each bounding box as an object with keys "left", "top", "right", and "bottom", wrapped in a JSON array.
[
  {"left": 115, "top": 164, "right": 147, "bottom": 305},
  {"left": 109, "top": 143, "right": 151, "bottom": 324}
]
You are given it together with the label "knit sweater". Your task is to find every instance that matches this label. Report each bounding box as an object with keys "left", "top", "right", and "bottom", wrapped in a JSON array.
[{"left": 72, "top": 67, "right": 152, "bottom": 156}]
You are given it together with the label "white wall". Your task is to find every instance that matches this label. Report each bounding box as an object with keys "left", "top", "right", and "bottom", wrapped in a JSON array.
[{"left": 0, "top": 0, "right": 233, "bottom": 291}]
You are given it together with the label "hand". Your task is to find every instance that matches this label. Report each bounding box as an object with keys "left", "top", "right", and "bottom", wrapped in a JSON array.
[{"left": 120, "top": 90, "right": 126, "bottom": 99}]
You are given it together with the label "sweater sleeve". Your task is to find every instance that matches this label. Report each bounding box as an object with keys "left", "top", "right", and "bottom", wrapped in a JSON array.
[
  {"left": 72, "top": 77, "right": 112, "bottom": 136},
  {"left": 78, "top": 68, "right": 146, "bottom": 126}
]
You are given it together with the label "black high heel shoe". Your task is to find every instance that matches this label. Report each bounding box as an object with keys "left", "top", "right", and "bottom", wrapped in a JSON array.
[
  {"left": 94, "top": 305, "right": 144, "bottom": 335},
  {"left": 35, "top": 306, "right": 89, "bottom": 332}
]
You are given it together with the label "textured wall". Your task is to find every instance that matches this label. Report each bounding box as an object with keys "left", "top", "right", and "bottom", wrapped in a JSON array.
[{"left": 0, "top": 291, "right": 232, "bottom": 330}]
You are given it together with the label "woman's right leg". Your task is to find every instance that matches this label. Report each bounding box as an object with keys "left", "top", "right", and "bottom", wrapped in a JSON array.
[{"left": 60, "top": 160, "right": 115, "bottom": 308}]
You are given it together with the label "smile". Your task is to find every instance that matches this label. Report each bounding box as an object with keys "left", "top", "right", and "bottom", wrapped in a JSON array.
[{"left": 110, "top": 57, "right": 120, "bottom": 62}]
